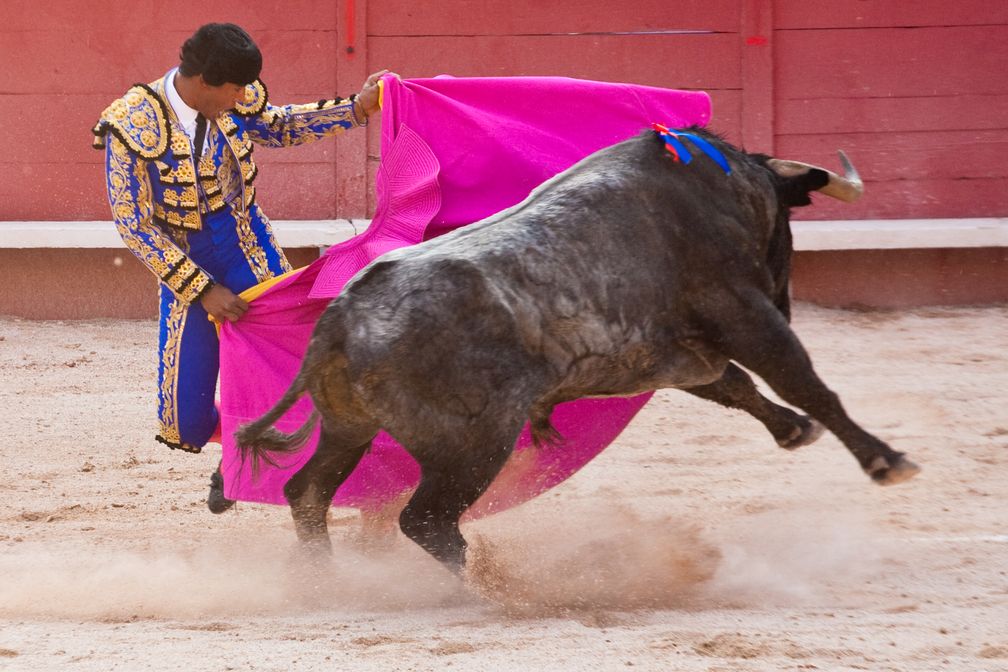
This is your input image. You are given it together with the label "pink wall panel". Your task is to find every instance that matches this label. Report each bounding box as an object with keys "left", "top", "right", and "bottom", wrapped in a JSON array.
[
  {"left": 0, "top": 3, "right": 349, "bottom": 221},
  {"left": 774, "top": 26, "right": 1008, "bottom": 100},
  {"left": 368, "top": 0, "right": 740, "bottom": 34},
  {"left": 2, "top": 1, "right": 1005, "bottom": 224},
  {"left": 4, "top": 1, "right": 1006, "bottom": 314},
  {"left": 254, "top": 164, "right": 341, "bottom": 219},
  {"left": 773, "top": 18, "right": 1008, "bottom": 219},
  {"left": 0, "top": 163, "right": 107, "bottom": 221},
  {"left": 369, "top": 34, "right": 740, "bottom": 88},
  {"left": 704, "top": 90, "right": 743, "bottom": 143},
  {"left": 777, "top": 94, "right": 1008, "bottom": 136},
  {"left": 792, "top": 177, "right": 1008, "bottom": 221},
  {"left": 2, "top": 0, "right": 336, "bottom": 32},
  {"left": 775, "top": 130, "right": 1008, "bottom": 184},
  {"left": 775, "top": 1, "right": 1008, "bottom": 29}
]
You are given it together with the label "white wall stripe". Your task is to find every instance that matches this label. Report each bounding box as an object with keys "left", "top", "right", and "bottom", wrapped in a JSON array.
[{"left": 0, "top": 218, "right": 1006, "bottom": 251}]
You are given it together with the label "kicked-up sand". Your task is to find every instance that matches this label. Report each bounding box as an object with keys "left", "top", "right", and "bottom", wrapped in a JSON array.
[{"left": 0, "top": 303, "right": 1006, "bottom": 671}]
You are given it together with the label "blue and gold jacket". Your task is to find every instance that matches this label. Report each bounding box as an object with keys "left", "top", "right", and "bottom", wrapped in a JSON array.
[{"left": 93, "top": 71, "right": 363, "bottom": 304}]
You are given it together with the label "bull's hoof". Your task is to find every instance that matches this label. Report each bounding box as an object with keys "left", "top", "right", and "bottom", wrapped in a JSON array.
[
  {"left": 206, "top": 467, "right": 235, "bottom": 514},
  {"left": 776, "top": 418, "right": 825, "bottom": 450},
  {"left": 868, "top": 455, "right": 921, "bottom": 485}
]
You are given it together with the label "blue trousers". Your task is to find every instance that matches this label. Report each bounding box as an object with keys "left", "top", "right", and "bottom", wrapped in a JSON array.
[{"left": 155, "top": 204, "right": 291, "bottom": 451}]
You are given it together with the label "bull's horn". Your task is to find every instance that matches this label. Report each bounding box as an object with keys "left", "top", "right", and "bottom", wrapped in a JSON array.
[{"left": 767, "top": 150, "right": 863, "bottom": 202}]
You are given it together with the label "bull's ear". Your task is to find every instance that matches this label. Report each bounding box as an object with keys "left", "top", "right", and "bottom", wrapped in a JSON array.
[{"left": 776, "top": 168, "right": 829, "bottom": 207}]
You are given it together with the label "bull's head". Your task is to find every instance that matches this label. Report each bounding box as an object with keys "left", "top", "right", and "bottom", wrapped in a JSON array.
[
  {"left": 759, "top": 150, "right": 863, "bottom": 319},
  {"left": 767, "top": 151, "right": 864, "bottom": 204}
]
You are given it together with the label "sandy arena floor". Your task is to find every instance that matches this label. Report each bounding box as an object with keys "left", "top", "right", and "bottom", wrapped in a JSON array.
[{"left": 0, "top": 303, "right": 1006, "bottom": 671}]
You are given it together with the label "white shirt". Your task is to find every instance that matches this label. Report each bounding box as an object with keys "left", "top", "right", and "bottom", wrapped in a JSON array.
[{"left": 165, "top": 68, "right": 206, "bottom": 156}]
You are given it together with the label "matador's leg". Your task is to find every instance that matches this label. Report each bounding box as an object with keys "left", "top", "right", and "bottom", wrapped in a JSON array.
[{"left": 155, "top": 286, "right": 220, "bottom": 453}]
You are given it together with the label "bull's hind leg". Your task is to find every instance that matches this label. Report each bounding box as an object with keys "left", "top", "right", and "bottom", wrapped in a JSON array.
[
  {"left": 283, "top": 420, "right": 377, "bottom": 555},
  {"left": 397, "top": 421, "right": 521, "bottom": 572},
  {"left": 711, "top": 293, "right": 919, "bottom": 484},
  {"left": 684, "top": 363, "right": 825, "bottom": 449}
]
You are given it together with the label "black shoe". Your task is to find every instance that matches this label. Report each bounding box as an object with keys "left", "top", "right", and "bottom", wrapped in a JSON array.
[{"left": 207, "top": 467, "right": 235, "bottom": 514}]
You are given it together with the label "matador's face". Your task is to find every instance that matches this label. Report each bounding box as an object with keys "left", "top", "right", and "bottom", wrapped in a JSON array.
[{"left": 199, "top": 78, "right": 249, "bottom": 119}]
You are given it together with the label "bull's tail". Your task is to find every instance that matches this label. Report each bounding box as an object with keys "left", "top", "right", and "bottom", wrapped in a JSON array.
[
  {"left": 235, "top": 374, "right": 320, "bottom": 476},
  {"left": 529, "top": 401, "right": 564, "bottom": 448}
]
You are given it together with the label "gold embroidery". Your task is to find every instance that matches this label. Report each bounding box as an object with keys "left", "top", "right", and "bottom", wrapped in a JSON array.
[
  {"left": 217, "top": 115, "right": 238, "bottom": 136},
  {"left": 165, "top": 259, "right": 196, "bottom": 291},
  {"left": 170, "top": 132, "right": 189, "bottom": 152},
  {"left": 232, "top": 79, "right": 269, "bottom": 117},
  {"left": 217, "top": 130, "right": 245, "bottom": 207},
  {"left": 198, "top": 154, "right": 216, "bottom": 178},
  {"left": 204, "top": 192, "right": 226, "bottom": 213},
  {"left": 167, "top": 227, "right": 188, "bottom": 255},
  {"left": 238, "top": 139, "right": 253, "bottom": 159},
  {"left": 93, "top": 84, "right": 169, "bottom": 158},
  {"left": 243, "top": 98, "right": 357, "bottom": 148},
  {"left": 233, "top": 206, "right": 270, "bottom": 283},
  {"left": 154, "top": 203, "right": 202, "bottom": 230},
  {"left": 243, "top": 160, "right": 258, "bottom": 185},
  {"left": 171, "top": 131, "right": 192, "bottom": 158},
  {"left": 161, "top": 185, "right": 198, "bottom": 209},
  {"left": 257, "top": 207, "right": 293, "bottom": 273},
  {"left": 200, "top": 180, "right": 222, "bottom": 197},
  {"left": 159, "top": 159, "right": 196, "bottom": 185},
  {"left": 105, "top": 97, "right": 212, "bottom": 304},
  {"left": 162, "top": 246, "right": 184, "bottom": 266},
  {"left": 179, "top": 273, "right": 212, "bottom": 304},
  {"left": 158, "top": 296, "right": 187, "bottom": 445},
  {"left": 108, "top": 138, "right": 169, "bottom": 277}
]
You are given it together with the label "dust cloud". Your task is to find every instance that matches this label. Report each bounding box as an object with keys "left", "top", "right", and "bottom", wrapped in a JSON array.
[
  {"left": 465, "top": 504, "right": 720, "bottom": 615},
  {"left": 0, "top": 505, "right": 884, "bottom": 622},
  {"left": 0, "top": 532, "right": 465, "bottom": 621},
  {"left": 703, "top": 508, "right": 882, "bottom": 606}
]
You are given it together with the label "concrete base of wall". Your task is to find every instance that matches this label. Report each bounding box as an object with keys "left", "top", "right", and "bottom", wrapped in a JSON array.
[
  {"left": 1, "top": 246, "right": 1005, "bottom": 319},
  {"left": 0, "top": 248, "right": 322, "bottom": 319},
  {"left": 791, "top": 247, "right": 1008, "bottom": 308}
]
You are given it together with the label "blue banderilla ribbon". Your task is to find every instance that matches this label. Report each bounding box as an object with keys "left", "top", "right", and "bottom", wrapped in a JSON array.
[{"left": 652, "top": 124, "right": 732, "bottom": 175}]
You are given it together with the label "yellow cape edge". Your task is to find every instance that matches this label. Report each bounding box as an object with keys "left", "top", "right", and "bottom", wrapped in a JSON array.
[{"left": 210, "top": 265, "right": 308, "bottom": 333}]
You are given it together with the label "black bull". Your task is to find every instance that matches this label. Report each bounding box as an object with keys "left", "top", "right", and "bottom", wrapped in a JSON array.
[{"left": 237, "top": 128, "right": 920, "bottom": 572}]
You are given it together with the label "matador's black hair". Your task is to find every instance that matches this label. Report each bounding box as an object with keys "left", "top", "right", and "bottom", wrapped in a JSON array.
[{"left": 179, "top": 23, "right": 262, "bottom": 86}]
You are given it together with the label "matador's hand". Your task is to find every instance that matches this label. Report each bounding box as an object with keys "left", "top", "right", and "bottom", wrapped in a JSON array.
[
  {"left": 355, "top": 69, "right": 398, "bottom": 120},
  {"left": 200, "top": 283, "right": 248, "bottom": 323}
]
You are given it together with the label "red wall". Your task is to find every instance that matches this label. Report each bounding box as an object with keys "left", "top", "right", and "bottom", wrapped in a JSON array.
[
  {"left": 0, "top": 0, "right": 360, "bottom": 221},
  {"left": 773, "top": 2, "right": 1008, "bottom": 221},
  {"left": 1, "top": 0, "right": 1005, "bottom": 222}
]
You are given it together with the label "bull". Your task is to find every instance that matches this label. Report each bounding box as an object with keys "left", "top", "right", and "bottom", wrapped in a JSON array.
[{"left": 237, "top": 127, "right": 920, "bottom": 572}]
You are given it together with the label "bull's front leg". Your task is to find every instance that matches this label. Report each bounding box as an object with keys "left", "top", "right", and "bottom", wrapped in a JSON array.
[
  {"left": 711, "top": 293, "right": 920, "bottom": 485},
  {"left": 683, "top": 363, "right": 824, "bottom": 449}
]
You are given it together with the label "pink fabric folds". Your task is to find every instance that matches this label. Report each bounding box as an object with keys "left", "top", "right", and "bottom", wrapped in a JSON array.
[{"left": 219, "top": 76, "right": 712, "bottom": 514}]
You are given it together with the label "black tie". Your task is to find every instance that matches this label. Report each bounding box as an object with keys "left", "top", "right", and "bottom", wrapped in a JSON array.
[{"left": 193, "top": 113, "right": 208, "bottom": 162}]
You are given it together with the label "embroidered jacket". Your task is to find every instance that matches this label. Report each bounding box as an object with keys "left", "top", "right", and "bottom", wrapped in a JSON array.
[{"left": 93, "top": 72, "right": 363, "bottom": 303}]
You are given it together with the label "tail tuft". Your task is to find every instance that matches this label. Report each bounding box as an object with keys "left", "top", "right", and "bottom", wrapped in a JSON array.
[
  {"left": 236, "top": 402, "right": 320, "bottom": 478},
  {"left": 529, "top": 403, "right": 564, "bottom": 448}
]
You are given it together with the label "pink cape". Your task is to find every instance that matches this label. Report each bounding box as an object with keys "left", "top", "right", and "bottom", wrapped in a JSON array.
[{"left": 219, "top": 76, "right": 711, "bottom": 514}]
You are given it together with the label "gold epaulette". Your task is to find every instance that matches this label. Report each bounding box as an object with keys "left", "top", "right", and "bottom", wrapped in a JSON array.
[
  {"left": 92, "top": 83, "right": 170, "bottom": 160},
  {"left": 232, "top": 79, "right": 269, "bottom": 117}
]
